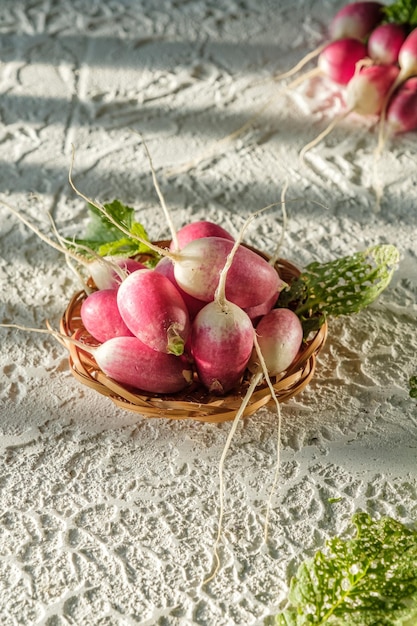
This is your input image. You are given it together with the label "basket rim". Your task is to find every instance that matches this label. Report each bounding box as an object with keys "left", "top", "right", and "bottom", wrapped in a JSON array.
[{"left": 59, "top": 242, "right": 328, "bottom": 422}]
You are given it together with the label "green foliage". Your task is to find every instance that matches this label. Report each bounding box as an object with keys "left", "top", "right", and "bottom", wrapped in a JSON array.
[
  {"left": 72, "top": 200, "right": 157, "bottom": 259},
  {"left": 277, "top": 245, "right": 400, "bottom": 336},
  {"left": 382, "top": 0, "right": 417, "bottom": 27},
  {"left": 409, "top": 376, "right": 417, "bottom": 398},
  {"left": 266, "top": 513, "right": 417, "bottom": 626}
]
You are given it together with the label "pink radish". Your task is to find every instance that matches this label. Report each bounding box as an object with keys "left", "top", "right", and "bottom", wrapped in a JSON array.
[
  {"left": 169, "top": 220, "right": 234, "bottom": 251},
  {"left": 154, "top": 256, "right": 206, "bottom": 320},
  {"left": 345, "top": 63, "right": 400, "bottom": 116},
  {"left": 385, "top": 77, "right": 417, "bottom": 135},
  {"left": 173, "top": 236, "right": 281, "bottom": 309},
  {"left": 94, "top": 336, "right": 192, "bottom": 394},
  {"left": 367, "top": 22, "right": 407, "bottom": 65},
  {"left": 191, "top": 301, "right": 254, "bottom": 394},
  {"left": 317, "top": 37, "right": 368, "bottom": 85},
  {"left": 117, "top": 269, "right": 191, "bottom": 356},
  {"left": 329, "top": 2, "right": 383, "bottom": 41},
  {"left": 396, "top": 27, "right": 417, "bottom": 87},
  {"left": 248, "top": 308, "right": 303, "bottom": 376},
  {"left": 80, "top": 289, "right": 134, "bottom": 343},
  {"left": 377, "top": 28, "right": 417, "bottom": 151},
  {"left": 300, "top": 63, "right": 400, "bottom": 160}
]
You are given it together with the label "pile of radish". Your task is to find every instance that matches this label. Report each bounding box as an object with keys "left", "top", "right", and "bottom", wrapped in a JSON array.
[
  {"left": 77, "top": 219, "right": 300, "bottom": 397},
  {"left": 290, "top": 0, "right": 417, "bottom": 158}
]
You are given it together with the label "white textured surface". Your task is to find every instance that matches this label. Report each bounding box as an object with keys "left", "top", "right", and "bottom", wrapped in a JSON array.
[{"left": 0, "top": 1, "right": 416, "bottom": 624}]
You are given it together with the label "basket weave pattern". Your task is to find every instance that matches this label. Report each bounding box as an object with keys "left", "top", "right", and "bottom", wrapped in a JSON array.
[{"left": 60, "top": 245, "right": 328, "bottom": 422}]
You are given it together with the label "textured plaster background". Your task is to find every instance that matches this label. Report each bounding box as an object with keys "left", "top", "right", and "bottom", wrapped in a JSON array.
[{"left": 0, "top": 1, "right": 416, "bottom": 624}]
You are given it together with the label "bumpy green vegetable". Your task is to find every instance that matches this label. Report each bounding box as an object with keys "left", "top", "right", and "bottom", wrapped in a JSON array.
[
  {"left": 277, "top": 244, "right": 400, "bottom": 336},
  {"left": 267, "top": 513, "right": 417, "bottom": 626}
]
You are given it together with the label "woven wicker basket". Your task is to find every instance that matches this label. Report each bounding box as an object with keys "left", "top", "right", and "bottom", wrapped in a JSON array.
[{"left": 60, "top": 242, "right": 328, "bottom": 422}]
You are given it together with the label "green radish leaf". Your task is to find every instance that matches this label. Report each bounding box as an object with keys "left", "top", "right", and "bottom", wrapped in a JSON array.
[
  {"left": 266, "top": 513, "right": 417, "bottom": 626},
  {"left": 83, "top": 199, "right": 135, "bottom": 242},
  {"left": 71, "top": 199, "right": 157, "bottom": 259},
  {"left": 277, "top": 244, "right": 400, "bottom": 335},
  {"left": 382, "top": 0, "right": 417, "bottom": 27}
]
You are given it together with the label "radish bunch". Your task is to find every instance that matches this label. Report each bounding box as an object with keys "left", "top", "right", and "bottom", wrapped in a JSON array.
[
  {"left": 293, "top": 1, "right": 417, "bottom": 159},
  {"left": 77, "top": 218, "right": 300, "bottom": 397}
]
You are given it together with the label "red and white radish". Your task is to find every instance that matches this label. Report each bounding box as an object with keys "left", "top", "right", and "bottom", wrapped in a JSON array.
[
  {"left": 80, "top": 289, "right": 134, "bottom": 343},
  {"left": 385, "top": 77, "right": 417, "bottom": 135},
  {"left": 248, "top": 308, "right": 303, "bottom": 376},
  {"left": 345, "top": 63, "right": 400, "bottom": 116},
  {"left": 317, "top": 37, "right": 368, "bottom": 86},
  {"left": 173, "top": 236, "right": 282, "bottom": 309},
  {"left": 395, "top": 27, "right": 417, "bottom": 88},
  {"left": 169, "top": 220, "right": 234, "bottom": 251},
  {"left": 191, "top": 300, "right": 254, "bottom": 394},
  {"left": 329, "top": 1, "right": 383, "bottom": 41},
  {"left": 94, "top": 336, "right": 192, "bottom": 394},
  {"left": 367, "top": 22, "right": 407, "bottom": 65},
  {"left": 377, "top": 27, "right": 417, "bottom": 153},
  {"left": 116, "top": 268, "right": 191, "bottom": 356}
]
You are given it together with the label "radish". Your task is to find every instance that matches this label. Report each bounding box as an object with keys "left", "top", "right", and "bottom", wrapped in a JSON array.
[
  {"left": 329, "top": 1, "right": 383, "bottom": 41},
  {"left": 385, "top": 77, "right": 417, "bottom": 135},
  {"left": 116, "top": 268, "right": 191, "bottom": 356},
  {"left": 172, "top": 236, "right": 281, "bottom": 308},
  {"left": 248, "top": 308, "right": 303, "bottom": 376},
  {"left": 191, "top": 301, "right": 254, "bottom": 394},
  {"left": 367, "top": 22, "right": 407, "bottom": 65},
  {"left": 300, "top": 63, "right": 400, "bottom": 161},
  {"left": 80, "top": 289, "right": 134, "bottom": 343},
  {"left": 268, "top": 37, "right": 368, "bottom": 98},
  {"left": 373, "top": 77, "right": 417, "bottom": 205},
  {"left": 316, "top": 37, "right": 368, "bottom": 86},
  {"left": 345, "top": 63, "right": 400, "bottom": 116},
  {"left": 169, "top": 220, "right": 234, "bottom": 251},
  {"left": 377, "top": 27, "right": 417, "bottom": 152},
  {"left": 93, "top": 336, "right": 192, "bottom": 393},
  {"left": 395, "top": 27, "right": 417, "bottom": 89}
]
